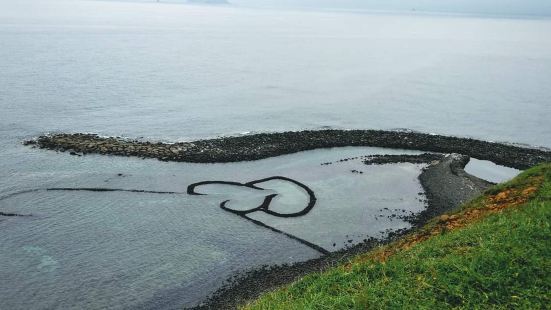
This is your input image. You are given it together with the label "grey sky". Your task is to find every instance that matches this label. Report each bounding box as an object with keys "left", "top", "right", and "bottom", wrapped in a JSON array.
[{"left": 232, "top": 0, "right": 551, "bottom": 16}]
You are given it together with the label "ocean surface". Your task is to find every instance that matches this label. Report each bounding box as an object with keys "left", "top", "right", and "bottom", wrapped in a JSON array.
[{"left": 0, "top": 0, "right": 548, "bottom": 308}]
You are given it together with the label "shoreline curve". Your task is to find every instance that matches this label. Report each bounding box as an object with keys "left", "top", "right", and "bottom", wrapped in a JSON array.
[
  {"left": 25, "top": 129, "right": 551, "bottom": 169},
  {"left": 20, "top": 129, "right": 551, "bottom": 308}
]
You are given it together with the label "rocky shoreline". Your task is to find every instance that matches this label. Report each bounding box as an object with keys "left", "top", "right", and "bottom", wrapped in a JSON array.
[
  {"left": 415, "top": 154, "right": 493, "bottom": 226},
  {"left": 22, "top": 129, "right": 551, "bottom": 309},
  {"left": 25, "top": 130, "right": 551, "bottom": 169},
  {"left": 191, "top": 153, "right": 493, "bottom": 309}
]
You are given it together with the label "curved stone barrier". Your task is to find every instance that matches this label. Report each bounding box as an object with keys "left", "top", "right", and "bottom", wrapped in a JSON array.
[
  {"left": 188, "top": 176, "right": 327, "bottom": 254},
  {"left": 0, "top": 177, "right": 326, "bottom": 254},
  {"left": 25, "top": 130, "right": 551, "bottom": 169},
  {"left": 188, "top": 176, "right": 316, "bottom": 218}
]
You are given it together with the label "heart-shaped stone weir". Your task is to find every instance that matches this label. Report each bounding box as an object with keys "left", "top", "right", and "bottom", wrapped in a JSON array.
[
  {"left": 187, "top": 176, "right": 317, "bottom": 217},
  {"left": 187, "top": 176, "right": 327, "bottom": 254}
]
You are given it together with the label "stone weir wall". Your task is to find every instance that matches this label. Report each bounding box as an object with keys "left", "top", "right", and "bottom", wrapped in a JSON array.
[{"left": 25, "top": 130, "right": 551, "bottom": 169}]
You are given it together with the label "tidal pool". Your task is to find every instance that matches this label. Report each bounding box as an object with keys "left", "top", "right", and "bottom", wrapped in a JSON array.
[
  {"left": 465, "top": 158, "right": 521, "bottom": 184},
  {"left": 1, "top": 146, "right": 428, "bottom": 309}
]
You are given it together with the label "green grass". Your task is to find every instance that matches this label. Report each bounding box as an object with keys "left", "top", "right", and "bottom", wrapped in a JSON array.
[{"left": 244, "top": 163, "right": 551, "bottom": 310}]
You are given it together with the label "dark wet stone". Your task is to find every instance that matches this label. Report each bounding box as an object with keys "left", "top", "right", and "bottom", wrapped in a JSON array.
[
  {"left": 412, "top": 154, "right": 493, "bottom": 226},
  {"left": 25, "top": 130, "right": 551, "bottom": 169},
  {"left": 362, "top": 153, "right": 444, "bottom": 165},
  {"left": 0, "top": 212, "right": 30, "bottom": 217}
]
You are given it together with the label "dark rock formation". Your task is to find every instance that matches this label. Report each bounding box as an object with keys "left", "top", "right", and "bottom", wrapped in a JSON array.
[
  {"left": 25, "top": 130, "right": 551, "bottom": 169},
  {"left": 414, "top": 154, "right": 493, "bottom": 226},
  {"left": 363, "top": 153, "right": 444, "bottom": 165}
]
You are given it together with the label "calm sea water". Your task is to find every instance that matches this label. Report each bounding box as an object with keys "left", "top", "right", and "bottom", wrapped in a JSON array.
[
  {"left": 1, "top": 145, "right": 430, "bottom": 309},
  {"left": 0, "top": 0, "right": 547, "bottom": 308},
  {"left": 1, "top": 0, "right": 550, "bottom": 145}
]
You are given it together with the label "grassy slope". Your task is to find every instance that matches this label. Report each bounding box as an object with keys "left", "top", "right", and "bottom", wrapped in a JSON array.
[{"left": 244, "top": 163, "right": 551, "bottom": 309}]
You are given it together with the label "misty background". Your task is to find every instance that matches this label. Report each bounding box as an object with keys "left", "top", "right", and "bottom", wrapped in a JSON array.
[
  {"left": 1, "top": 0, "right": 550, "bottom": 306},
  {"left": 231, "top": 0, "right": 551, "bottom": 17}
]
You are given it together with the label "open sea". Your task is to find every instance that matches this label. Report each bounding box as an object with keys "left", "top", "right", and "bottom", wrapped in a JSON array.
[{"left": 0, "top": 0, "right": 549, "bottom": 308}]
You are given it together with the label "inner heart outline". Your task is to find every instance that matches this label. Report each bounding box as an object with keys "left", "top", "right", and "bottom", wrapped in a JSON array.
[
  {"left": 187, "top": 176, "right": 328, "bottom": 254},
  {"left": 187, "top": 176, "right": 317, "bottom": 218},
  {"left": 0, "top": 176, "right": 328, "bottom": 254}
]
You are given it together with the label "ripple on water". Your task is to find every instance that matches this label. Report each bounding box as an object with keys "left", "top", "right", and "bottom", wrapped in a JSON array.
[{"left": 1, "top": 146, "right": 432, "bottom": 309}]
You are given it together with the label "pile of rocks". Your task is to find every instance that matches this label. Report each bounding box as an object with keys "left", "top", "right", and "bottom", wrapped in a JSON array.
[
  {"left": 25, "top": 130, "right": 551, "bottom": 169},
  {"left": 25, "top": 133, "right": 198, "bottom": 161}
]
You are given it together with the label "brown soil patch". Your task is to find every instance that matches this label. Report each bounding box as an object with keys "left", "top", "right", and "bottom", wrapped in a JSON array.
[{"left": 347, "top": 175, "right": 545, "bottom": 268}]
